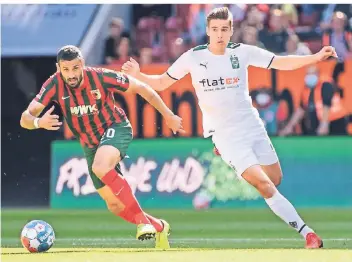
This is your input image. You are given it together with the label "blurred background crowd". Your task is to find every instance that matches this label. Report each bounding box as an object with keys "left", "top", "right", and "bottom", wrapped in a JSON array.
[
  {"left": 100, "top": 4, "right": 352, "bottom": 137},
  {"left": 2, "top": 4, "right": 352, "bottom": 142},
  {"left": 103, "top": 4, "right": 352, "bottom": 66}
]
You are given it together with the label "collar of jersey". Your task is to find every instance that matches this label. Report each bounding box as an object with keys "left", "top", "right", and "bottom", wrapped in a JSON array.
[{"left": 206, "top": 44, "right": 228, "bottom": 56}]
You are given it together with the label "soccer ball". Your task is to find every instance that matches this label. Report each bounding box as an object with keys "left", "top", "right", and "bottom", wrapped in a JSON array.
[{"left": 21, "top": 220, "right": 55, "bottom": 253}]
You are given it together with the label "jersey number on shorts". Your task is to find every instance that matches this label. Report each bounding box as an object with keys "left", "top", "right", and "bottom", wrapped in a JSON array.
[{"left": 102, "top": 128, "right": 115, "bottom": 140}]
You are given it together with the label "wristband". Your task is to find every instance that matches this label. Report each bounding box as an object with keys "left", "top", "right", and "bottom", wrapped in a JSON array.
[{"left": 34, "top": 118, "right": 40, "bottom": 129}]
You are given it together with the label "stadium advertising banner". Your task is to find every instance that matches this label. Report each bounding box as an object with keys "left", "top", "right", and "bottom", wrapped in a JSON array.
[
  {"left": 63, "top": 59, "right": 352, "bottom": 139},
  {"left": 1, "top": 4, "right": 98, "bottom": 56},
  {"left": 51, "top": 137, "right": 352, "bottom": 209}
]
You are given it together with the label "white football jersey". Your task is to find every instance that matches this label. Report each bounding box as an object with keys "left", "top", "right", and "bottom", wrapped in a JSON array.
[{"left": 167, "top": 42, "right": 275, "bottom": 137}]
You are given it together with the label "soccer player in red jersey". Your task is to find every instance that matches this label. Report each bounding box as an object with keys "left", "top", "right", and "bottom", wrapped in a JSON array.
[{"left": 20, "top": 45, "right": 183, "bottom": 249}]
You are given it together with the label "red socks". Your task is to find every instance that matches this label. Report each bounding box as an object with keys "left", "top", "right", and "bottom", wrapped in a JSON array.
[
  {"left": 118, "top": 209, "right": 137, "bottom": 224},
  {"left": 145, "top": 213, "right": 163, "bottom": 232},
  {"left": 101, "top": 169, "right": 164, "bottom": 232},
  {"left": 101, "top": 169, "right": 150, "bottom": 224},
  {"left": 118, "top": 210, "right": 164, "bottom": 233}
]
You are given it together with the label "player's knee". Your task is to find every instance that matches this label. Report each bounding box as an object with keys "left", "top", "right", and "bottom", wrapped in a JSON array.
[
  {"left": 92, "top": 161, "right": 111, "bottom": 179},
  {"left": 255, "top": 180, "right": 276, "bottom": 199}
]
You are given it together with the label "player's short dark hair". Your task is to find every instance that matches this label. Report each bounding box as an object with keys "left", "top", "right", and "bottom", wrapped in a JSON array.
[
  {"left": 57, "top": 45, "right": 83, "bottom": 63},
  {"left": 206, "top": 7, "right": 233, "bottom": 27}
]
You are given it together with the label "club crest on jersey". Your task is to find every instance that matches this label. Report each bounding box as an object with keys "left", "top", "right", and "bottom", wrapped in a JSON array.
[
  {"left": 230, "top": 55, "right": 240, "bottom": 69},
  {"left": 90, "top": 90, "right": 101, "bottom": 100}
]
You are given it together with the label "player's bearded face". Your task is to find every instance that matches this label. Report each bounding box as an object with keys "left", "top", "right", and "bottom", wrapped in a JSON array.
[
  {"left": 206, "top": 19, "right": 233, "bottom": 48},
  {"left": 58, "top": 58, "right": 84, "bottom": 88}
]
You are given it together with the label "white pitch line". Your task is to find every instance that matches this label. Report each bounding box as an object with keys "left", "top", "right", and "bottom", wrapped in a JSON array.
[
  {"left": 4, "top": 237, "right": 352, "bottom": 243},
  {"left": 58, "top": 238, "right": 352, "bottom": 242}
]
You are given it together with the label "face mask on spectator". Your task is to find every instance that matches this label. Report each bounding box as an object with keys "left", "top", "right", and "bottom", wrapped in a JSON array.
[
  {"left": 305, "top": 74, "right": 318, "bottom": 88},
  {"left": 256, "top": 93, "right": 271, "bottom": 107}
]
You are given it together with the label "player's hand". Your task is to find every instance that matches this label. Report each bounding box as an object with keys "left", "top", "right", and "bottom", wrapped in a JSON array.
[
  {"left": 121, "top": 57, "right": 140, "bottom": 77},
  {"left": 165, "top": 114, "right": 186, "bottom": 135},
  {"left": 38, "top": 106, "right": 62, "bottom": 131},
  {"left": 316, "top": 46, "right": 338, "bottom": 61}
]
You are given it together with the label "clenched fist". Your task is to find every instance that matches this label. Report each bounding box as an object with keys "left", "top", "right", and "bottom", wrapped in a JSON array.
[
  {"left": 315, "top": 46, "right": 338, "bottom": 61},
  {"left": 165, "top": 114, "right": 186, "bottom": 135},
  {"left": 121, "top": 57, "right": 140, "bottom": 77}
]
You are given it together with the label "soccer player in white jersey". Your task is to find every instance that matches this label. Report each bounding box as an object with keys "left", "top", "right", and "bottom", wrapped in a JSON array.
[{"left": 122, "top": 7, "right": 337, "bottom": 249}]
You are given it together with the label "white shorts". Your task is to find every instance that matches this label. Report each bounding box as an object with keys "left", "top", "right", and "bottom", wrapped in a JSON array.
[{"left": 212, "top": 127, "right": 278, "bottom": 178}]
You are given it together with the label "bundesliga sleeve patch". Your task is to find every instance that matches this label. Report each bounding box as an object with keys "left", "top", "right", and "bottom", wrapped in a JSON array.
[
  {"left": 116, "top": 73, "right": 129, "bottom": 85},
  {"left": 36, "top": 87, "right": 46, "bottom": 100}
]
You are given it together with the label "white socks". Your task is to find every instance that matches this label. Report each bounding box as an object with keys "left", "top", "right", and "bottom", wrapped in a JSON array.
[{"left": 265, "top": 191, "right": 314, "bottom": 238}]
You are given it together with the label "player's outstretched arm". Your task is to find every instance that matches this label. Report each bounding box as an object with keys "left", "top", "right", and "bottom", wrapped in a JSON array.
[
  {"left": 122, "top": 57, "right": 177, "bottom": 91},
  {"left": 20, "top": 102, "right": 62, "bottom": 130},
  {"left": 126, "top": 77, "right": 185, "bottom": 134},
  {"left": 270, "top": 46, "right": 338, "bottom": 71}
]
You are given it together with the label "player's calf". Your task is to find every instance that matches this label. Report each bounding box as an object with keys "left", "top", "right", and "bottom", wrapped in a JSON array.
[
  {"left": 242, "top": 165, "right": 276, "bottom": 198},
  {"left": 242, "top": 165, "right": 320, "bottom": 246},
  {"left": 97, "top": 186, "right": 135, "bottom": 224},
  {"left": 271, "top": 175, "right": 282, "bottom": 187},
  {"left": 93, "top": 145, "right": 151, "bottom": 225},
  {"left": 106, "top": 202, "right": 125, "bottom": 217},
  {"left": 254, "top": 180, "right": 276, "bottom": 199},
  {"left": 262, "top": 162, "right": 283, "bottom": 186}
]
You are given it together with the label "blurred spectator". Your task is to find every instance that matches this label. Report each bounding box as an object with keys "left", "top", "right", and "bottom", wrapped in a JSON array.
[
  {"left": 251, "top": 88, "right": 279, "bottom": 136},
  {"left": 322, "top": 11, "right": 352, "bottom": 84},
  {"left": 256, "top": 4, "right": 271, "bottom": 17},
  {"left": 283, "top": 34, "right": 312, "bottom": 55},
  {"left": 104, "top": 17, "right": 130, "bottom": 65},
  {"left": 320, "top": 4, "right": 338, "bottom": 31},
  {"left": 169, "top": 38, "right": 185, "bottom": 64},
  {"left": 322, "top": 11, "right": 352, "bottom": 62},
  {"left": 188, "top": 4, "right": 210, "bottom": 45},
  {"left": 279, "top": 66, "right": 348, "bottom": 136},
  {"left": 231, "top": 23, "right": 242, "bottom": 43},
  {"left": 281, "top": 4, "right": 298, "bottom": 27},
  {"left": 241, "top": 26, "right": 265, "bottom": 48},
  {"left": 110, "top": 37, "right": 135, "bottom": 65},
  {"left": 243, "top": 5, "right": 266, "bottom": 29},
  {"left": 132, "top": 4, "right": 172, "bottom": 27},
  {"left": 259, "top": 9, "right": 290, "bottom": 53},
  {"left": 320, "top": 5, "right": 352, "bottom": 31},
  {"left": 229, "top": 4, "right": 247, "bottom": 22},
  {"left": 295, "top": 4, "right": 325, "bottom": 30},
  {"left": 139, "top": 47, "right": 153, "bottom": 65}
]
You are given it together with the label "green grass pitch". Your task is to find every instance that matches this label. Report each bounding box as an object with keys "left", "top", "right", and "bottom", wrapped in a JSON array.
[{"left": 2, "top": 209, "right": 352, "bottom": 262}]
